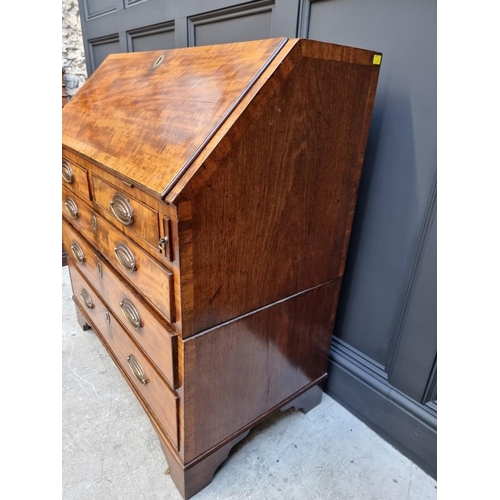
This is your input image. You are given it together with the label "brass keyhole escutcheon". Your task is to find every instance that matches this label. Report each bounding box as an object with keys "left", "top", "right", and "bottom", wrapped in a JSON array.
[{"left": 152, "top": 54, "right": 164, "bottom": 68}]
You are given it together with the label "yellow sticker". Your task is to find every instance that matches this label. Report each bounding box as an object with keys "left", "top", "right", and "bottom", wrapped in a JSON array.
[{"left": 373, "top": 54, "right": 382, "bottom": 65}]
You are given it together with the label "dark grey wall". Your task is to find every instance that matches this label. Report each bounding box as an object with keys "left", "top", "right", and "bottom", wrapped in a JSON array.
[
  {"left": 77, "top": 0, "right": 437, "bottom": 478},
  {"left": 309, "top": 0, "right": 437, "bottom": 367},
  {"left": 306, "top": 0, "right": 437, "bottom": 477}
]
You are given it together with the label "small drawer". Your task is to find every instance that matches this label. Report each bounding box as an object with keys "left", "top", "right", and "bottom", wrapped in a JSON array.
[
  {"left": 62, "top": 157, "right": 90, "bottom": 199},
  {"left": 62, "top": 189, "right": 175, "bottom": 324},
  {"left": 62, "top": 187, "right": 98, "bottom": 246},
  {"left": 69, "top": 264, "right": 179, "bottom": 450},
  {"left": 92, "top": 175, "right": 159, "bottom": 249},
  {"left": 62, "top": 220, "right": 177, "bottom": 388}
]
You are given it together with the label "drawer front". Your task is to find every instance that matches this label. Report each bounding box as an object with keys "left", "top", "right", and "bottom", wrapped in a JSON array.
[
  {"left": 69, "top": 264, "right": 179, "bottom": 450},
  {"left": 62, "top": 219, "right": 102, "bottom": 289},
  {"left": 63, "top": 220, "right": 177, "bottom": 388},
  {"left": 62, "top": 189, "right": 175, "bottom": 323},
  {"left": 62, "top": 187, "right": 98, "bottom": 246},
  {"left": 92, "top": 175, "right": 159, "bottom": 249},
  {"left": 62, "top": 157, "right": 90, "bottom": 199}
]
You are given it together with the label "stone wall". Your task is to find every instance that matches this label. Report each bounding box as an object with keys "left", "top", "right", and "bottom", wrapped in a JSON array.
[{"left": 62, "top": 0, "right": 87, "bottom": 98}]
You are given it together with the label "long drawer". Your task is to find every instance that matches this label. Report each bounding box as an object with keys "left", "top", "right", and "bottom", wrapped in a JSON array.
[
  {"left": 69, "top": 263, "right": 179, "bottom": 450},
  {"left": 62, "top": 187, "right": 175, "bottom": 323},
  {"left": 63, "top": 219, "right": 177, "bottom": 389}
]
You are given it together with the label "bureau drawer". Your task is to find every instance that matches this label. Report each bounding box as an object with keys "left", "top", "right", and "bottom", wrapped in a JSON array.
[
  {"left": 92, "top": 175, "right": 159, "bottom": 250},
  {"left": 69, "top": 264, "right": 179, "bottom": 450},
  {"left": 63, "top": 219, "right": 177, "bottom": 388},
  {"left": 62, "top": 157, "right": 90, "bottom": 200},
  {"left": 62, "top": 188, "right": 175, "bottom": 323},
  {"left": 62, "top": 187, "right": 98, "bottom": 246}
]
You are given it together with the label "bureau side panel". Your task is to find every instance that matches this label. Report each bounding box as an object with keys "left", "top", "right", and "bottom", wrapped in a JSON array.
[
  {"left": 182, "top": 280, "right": 340, "bottom": 462},
  {"left": 179, "top": 41, "right": 380, "bottom": 336}
]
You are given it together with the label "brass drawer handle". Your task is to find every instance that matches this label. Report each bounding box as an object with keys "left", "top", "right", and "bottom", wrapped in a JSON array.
[
  {"left": 91, "top": 214, "right": 98, "bottom": 233},
  {"left": 70, "top": 242, "right": 85, "bottom": 263},
  {"left": 62, "top": 161, "right": 74, "bottom": 184},
  {"left": 80, "top": 288, "right": 95, "bottom": 309},
  {"left": 119, "top": 298, "right": 142, "bottom": 329},
  {"left": 64, "top": 197, "right": 79, "bottom": 219},
  {"left": 114, "top": 242, "right": 137, "bottom": 273},
  {"left": 109, "top": 193, "right": 134, "bottom": 226},
  {"left": 127, "top": 354, "right": 148, "bottom": 385}
]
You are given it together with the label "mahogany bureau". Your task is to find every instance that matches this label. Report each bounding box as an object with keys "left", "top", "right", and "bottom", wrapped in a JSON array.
[{"left": 62, "top": 38, "right": 381, "bottom": 498}]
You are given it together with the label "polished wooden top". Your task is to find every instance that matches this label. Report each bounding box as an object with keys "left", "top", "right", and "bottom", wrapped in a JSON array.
[{"left": 62, "top": 38, "right": 288, "bottom": 196}]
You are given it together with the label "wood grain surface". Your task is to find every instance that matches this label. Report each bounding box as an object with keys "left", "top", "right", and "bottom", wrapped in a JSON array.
[
  {"left": 176, "top": 39, "right": 380, "bottom": 337},
  {"left": 62, "top": 157, "right": 90, "bottom": 200},
  {"left": 181, "top": 280, "right": 340, "bottom": 462},
  {"left": 62, "top": 38, "right": 288, "bottom": 196},
  {"left": 92, "top": 174, "right": 160, "bottom": 248}
]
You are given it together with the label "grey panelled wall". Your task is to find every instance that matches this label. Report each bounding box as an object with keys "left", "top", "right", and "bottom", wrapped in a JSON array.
[
  {"left": 303, "top": 0, "right": 437, "bottom": 478},
  {"left": 305, "top": 0, "right": 437, "bottom": 367},
  {"left": 76, "top": 0, "right": 437, "bottom": 479},
  {"left": 78, "top": 0, "right": 176, "bottom": 74}
]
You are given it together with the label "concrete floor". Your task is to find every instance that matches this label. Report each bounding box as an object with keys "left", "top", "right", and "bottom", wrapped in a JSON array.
[{"left": 62, "top": 267, "right": 437, "bottom": 499}]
